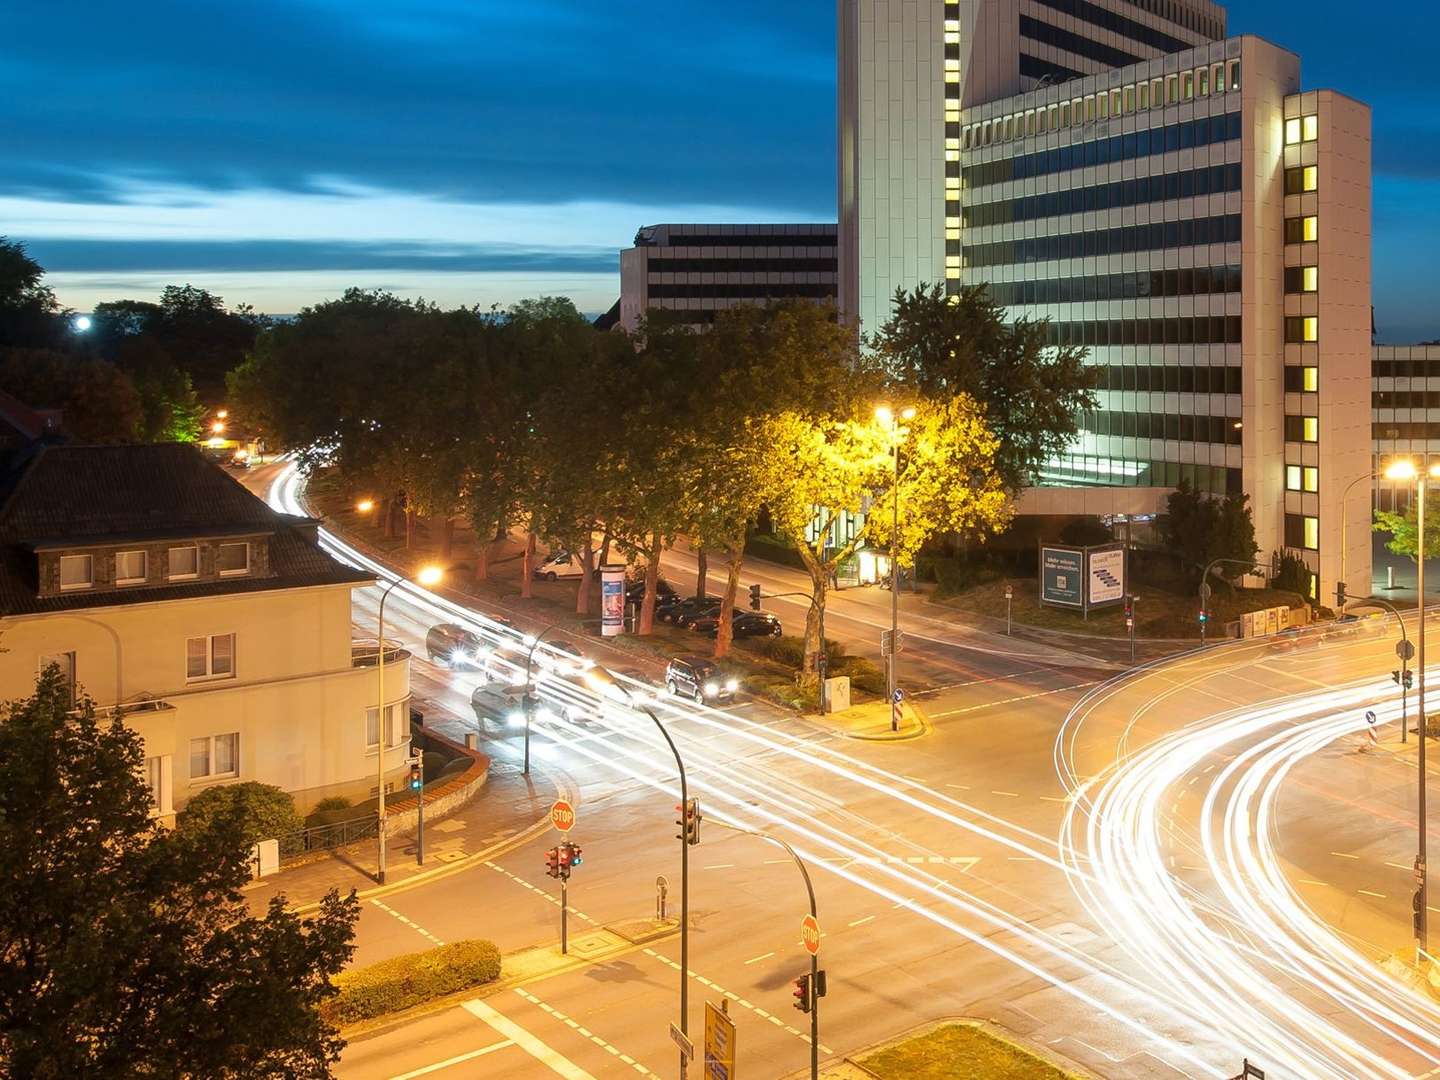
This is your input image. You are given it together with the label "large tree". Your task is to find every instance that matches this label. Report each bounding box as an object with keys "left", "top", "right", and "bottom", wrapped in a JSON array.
[
  {"left": 870, "top": 283, "right": 1098, "bottom": 491},
  {"left": 1161, "top": 479, "right": 1260, "bottom": 583},
  {"left": 0, "top": 667, "right": 358, "bottom": 1077},
  {"left": 1375, "top": 502, "right": 1440, "bottom": 565},
  {"left": 0, "top": 348, "right": 144, "bottom": 442},
  {"left": 0, "top": 238, "right": 64, "bottom": 350}
]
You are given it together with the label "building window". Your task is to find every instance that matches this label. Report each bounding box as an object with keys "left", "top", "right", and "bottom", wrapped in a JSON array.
[
  {"left": 1285, "top": 266, "right": 1320, "bottom": 293},
  {"left": 366, "top": 702, "right": 406, "bottom": 750},
  {"left": 1286, "top": 465, "right": 1302, "bottom": 491},
  {"left": 1123, "top": 86, "right": 1134, "bottom": 113},
  {"left": 145, "top": 755, "right": 172, "bottom": 816},
  {"left": 1198, "top": 68, "right": 1209, "bottom": 96},
  {"left": 59, "top": 554, "right": 93, "bottom": 591},
  {"left": 1285, "top": 166, "right": 1318, "bottom": 194},
  {"left": 1303, "top": 416, "right": 1319, "bottom": 442},
  {"left": 1303, "top": 367, "right": 1318, "bottom": 392},
  {"left": 1286, "top": 316, "right": 1319, "bottom": 343},
  {"left": 1303, "top": 467, "right": 1319, "bottom": 493},
  {"left": 1303, "top": 517, "right": 1319, "bottom": 551},
  {"left": 190, "top": 732, "right": 239, "bottom": 780},
  {"left": 1138, "top": 82, "right": 1149, "bottom": 109},
  {"left": 40, "top": 651, "right": 76, "bottom": 706},
  {"left": 1228, "top": 60, "right": 1241, "bottom": 91},
  {"left": 1285, "top": 117, "right": 1302, "bottom": 145},
  {"left": 1212, "top": 63, "right": 1224, "bottom": 93},
  {"left": 115, "top": 550, "right": 148, "bottom": 586},
  {"left": 215, "top": 542, "right": 250, "bottom": 576},
  {"left": 168, "top": 545, "right": 199, "bottom": 580},
  {"left": 1182, "top": 72, "right": 1193, "bottom": 100},
  {"left": 1303, "top": 114, "right": 1319, "bottom": 141},
  {"left": 186, "top": 633, "right": 235, "bottom": 680},
  {"left": 1285, "top": 216, "right": 1319, "bottom": 244}
]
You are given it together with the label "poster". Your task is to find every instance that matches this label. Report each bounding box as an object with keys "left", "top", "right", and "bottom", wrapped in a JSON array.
[
  {"left": 1087, "top": 546, "right": 1126, "bottom": 607},
  {"left": 601, "top": 565, "right": 626, "bottom": 637},
  {"left": 1040, "top": 547, "right": 1084, "bottom": 608}
]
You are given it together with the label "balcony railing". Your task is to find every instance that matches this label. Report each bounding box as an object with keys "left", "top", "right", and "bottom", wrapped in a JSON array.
[{"left": 351, "top": 641, "right": 411, "bottom": 668}]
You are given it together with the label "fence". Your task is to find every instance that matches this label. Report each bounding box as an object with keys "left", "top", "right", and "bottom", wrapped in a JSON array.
[{"left": 276, "top": 814, "right": 379, "bottom": 863}]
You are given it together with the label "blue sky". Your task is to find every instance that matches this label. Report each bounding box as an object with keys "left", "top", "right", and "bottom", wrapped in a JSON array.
[{"left": 3, "top": 1, "right": 1435, "bottom": 339}]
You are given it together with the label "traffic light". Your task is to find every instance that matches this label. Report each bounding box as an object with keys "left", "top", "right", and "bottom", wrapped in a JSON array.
[
  {"left": 792, "top": 974, "right": 811, "bottom": 1013},
  {"left": 1395, "top": 669, "right": 1416, "bottom": 689},
  {"left": 1336, "top": 580, "right": 1348, "bottom": 608},
  {"left": 564, "top": 841, "right": 582, "bottom": 869},
  {"left": 1407, "top": 670, "right": 1415, "bottom": 689},
  {"left": 1415, "top": 889, "right": 1425, "bottom": 939},
  {"left": 545, "top": 847, "right": 561, "bottom": 880},
  {"left": 1198, "top": 609, "right": 1209, "bottom": 626},
  {"left": 749, "top": 584, "right": 762, "bottom": 611},
  {"left": 1123, "top": 596, "right": 1133, "bottom": 621},
  {"left": 408, "top": 759, "right": 422, "bottom": 792},
  {"left": 675, "top": 797, "right": 701, "bottom": 845}
]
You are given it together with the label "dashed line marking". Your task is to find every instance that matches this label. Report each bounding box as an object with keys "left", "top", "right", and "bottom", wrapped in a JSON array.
[
  {"left": 946, "top": 783, "right": 972, "bottom": 790},
  {"left": 642, "top": 948, "right": 833, "bottom": 1054},
  {"left": 991, "top": 790, "right": 1021, "bottom": 798},
  {"left": 1358, "top": 889, "right": 1388, "bottom": 899},
  {"left": 930, "top": 681, "right": 1098, "bottom": 718},
  {"left": 1039, "top": 795, "right": 1069, "bottom": 803},
  {"left": 1331, "top": 852, "right": 1360, "bottom": 860},
  {"left": 512, "top": 988, "right": 658, "bottom": 1077},
  {"left": 703, "top": 864, "right": 735, "bottom": 870},
  {"left": 483, "top": 862, "right": 599, "bottom": 926},
  {"left": 1298, "top": 879, "right": 1327, "bottom": 887},
  {"left": 849, "top": 915, "right": 876, "bottom": 928},
  {"left": 1386, "top": 861, "right": 1412, "bottom": 871},
  {"left": 369, "top": 898, "right": 445, "bottom": 946},
  {"left": 744, "top": 951, "right": 776, "bottom": 965}
]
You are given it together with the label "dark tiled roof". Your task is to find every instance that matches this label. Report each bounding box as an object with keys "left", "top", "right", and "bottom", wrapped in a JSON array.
[{"left": 0, "top": 444, "right": 371, "bottom": 615}]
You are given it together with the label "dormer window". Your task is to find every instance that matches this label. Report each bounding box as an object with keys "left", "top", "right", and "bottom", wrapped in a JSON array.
[
  {"left": 216, "top": 542, "right": 250, "bottom": 576},
  {"left": 168, "top": 545, "right": 199, "bottom": 580},
  {"left": 115, "top": 550, "right": 148, "bottom": 586},
  {"left": 59, "top": 554, "right": 93, "bottom": 591}
]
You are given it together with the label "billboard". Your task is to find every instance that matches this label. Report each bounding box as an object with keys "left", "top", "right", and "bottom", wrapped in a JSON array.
[
  {"left": 1087, "top": 545, "right": 1126, "bottom": 607},
  {"left": 1040, "top": 547, "right": 1084, "bottom": 608},
  {"left": 704, "top": 1000, "right": 736, "bottom": 1080},
  {"left": 600, "top": 565, "right": 626, "bottom": 636}
]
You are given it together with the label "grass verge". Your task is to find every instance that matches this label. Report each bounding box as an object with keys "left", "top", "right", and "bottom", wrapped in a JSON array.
[
  {"left": 323, "top": 939, "right": 501, "bottom": 1025},
  {"left": 859, "top": 1022, "right": 1079, "bottom": 1080}
]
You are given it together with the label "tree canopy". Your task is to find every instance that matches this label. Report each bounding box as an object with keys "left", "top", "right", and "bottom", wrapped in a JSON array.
[{"left": 1160, "top": 479, "right": 1260, "bottom": 584}]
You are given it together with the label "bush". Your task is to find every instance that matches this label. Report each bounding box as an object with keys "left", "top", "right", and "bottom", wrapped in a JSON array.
[
  {"left": 421, "top": 750, "right": 448, "bottom": 780},
  {"left": 833, "top": 656, "right": 886, "bottom": 695},
  {"left": 919, "top": 555, "right": 1001, "bottom": 598},
  {"left": 178, "top": 781, "right": 303, "bottom": 845},
  {"left": 312, "top": 796, "right": 352, "bottom": 814},
  {"left": 324, "top": 939, "right": 502, "bottom": 1025},
  {"left": 748, "top": 634, "right": 841, "bottom": 668}
]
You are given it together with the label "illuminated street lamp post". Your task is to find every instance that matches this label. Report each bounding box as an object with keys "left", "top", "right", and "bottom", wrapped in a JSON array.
[
  {"left": 521, "top": 623, "right": 566, "bottom": 777},
  {"left": 1338, "top": 471, "right": 1374, "bottom": 608},
  {"left": 374, "top": 564, "right": 443, "bottom": 884},
  {"left": 1385, "top": 458, "right": 1436, "bottom": 954},
  {"left": 876, "top": 405, "right": 915, "bottom": 733},
  {"left": 586, "top": 665, "right": 694, "bottom": 1079}
]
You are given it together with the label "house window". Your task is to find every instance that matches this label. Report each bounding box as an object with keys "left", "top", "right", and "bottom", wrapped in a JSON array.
[
  {"left": 186, "top": 633, "right": 235, "bottom": 680},
  {"left": 168, "top": 545, "right": 199, "bottom": 580},
  {"left": 145, "top": 756, "right": 172, "bottom": 816},
  {"left": 366, "top": 702, "right": 406, "bottom": 749},
  {"left": 215, "top": 542, "right": 250, "bottom": 576},
  {"left": 190, "top": 732, "right": 239, "bottom": 780},
  {"left": 59, "top": 554, "right": 93, "bottom": 591},
  {"left": 115, "top": 550, "right": 148, "bottom": 586},
  {"left": 40, "top": 651, "right": 76, "bottom": 706}
]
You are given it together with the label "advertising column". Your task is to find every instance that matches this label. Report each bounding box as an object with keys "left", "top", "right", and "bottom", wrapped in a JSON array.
[{"left": 600, "top": 565, "right": 626, "bottom": 637}]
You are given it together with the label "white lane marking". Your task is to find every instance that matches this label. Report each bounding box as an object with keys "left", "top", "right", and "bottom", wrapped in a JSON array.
[
  {"left": 744, "top": 951, "right": 776, "bottom": 965},
  {"left": 462, "top": 998, "right": 600, "bottom": 1079},
  {"left": 930, "top": 681, "right": 1098, "bottom": 718},
  {"left": 849, "top": 914, "right": 877, "bottom": 927},
  {"left": 511, "top": 989, "right": 658, "bottom": 1077},
  {"left": 483, "top": 862, "right": 599, "bottom": 925},
  {"left": 369, "top": 898, "right": 445, "bottom": 947},
  {"left": 388, "top": 1039, "right": 513, "bottom": 1079}
]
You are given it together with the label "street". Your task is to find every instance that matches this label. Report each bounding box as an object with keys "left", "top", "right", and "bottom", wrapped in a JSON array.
[{"left": 256, "top": 461, "right": 1440, "bottom": 1079}]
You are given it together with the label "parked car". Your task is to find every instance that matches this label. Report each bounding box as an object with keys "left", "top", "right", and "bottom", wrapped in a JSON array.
[
  {"left": 668, "top": 596, "right": 723, "bottom": 628},
  {"left": 628, "top": 579, "right": 676, "bottom": 605},
  {"left": 533, "top": 551, "right": 585, "bottom": 581},
  {"left": 425, "top": 623, "right": 492, "bottom": 669},
  {"left": 665, "top": 655, "right": 738, "bottom": 704},
  {"left": 691, "top": 609, "right": 784, "bottom": 639}
]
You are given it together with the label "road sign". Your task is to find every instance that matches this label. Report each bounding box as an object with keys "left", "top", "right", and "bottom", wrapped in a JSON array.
[
  {"left": 1399, "top": 640, "right": 1417, "bottom": 662},
  {"left": 670, "top": 1022, "right": 694, "bottom": 1061},
  {"left": 550, "top": 800, "right": 576, "bottom": 833},
  {"left": 1365, "top": 710, "right": 1377, "bottom": 725},
  {"left": 880, "top": 629, "right": 905, "bottom": 656},
  {"left": 1004, "top": 584, "right": 1014, "bottom": 601},
  {"left": 704, "top": 1000, "right": 736, "bottom": 1080},
  {"left": 892, "top": 688, "right": 904, "bottom": 704},
  {"left": 1417, "top": 857, "right": 1426, "bottom": 887},
  {"left": 800, "top": 913, "right": 821, "bottom": 956}
]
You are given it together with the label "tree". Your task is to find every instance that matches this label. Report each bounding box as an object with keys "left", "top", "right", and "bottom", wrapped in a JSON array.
[
  {"left": 0, "top": 667, "right": 358, "bottom": 1077},
  {"left": 1161, "top": 480, "right": 1260, "bottom": 584},
  {"left": 870, "top": 283, "right": 1098, "bottom": 491},
  {"left": 0, "top": 238, "right": 64, "bottom": 350},
  {"left": 0, "top": 348, "right": 144, "bottom": 442},
  {"left": 1375, "top": 502, "right": 1440, "bottom": 564},
  {"left": 178, "top": 781, "right": 304, "bottom": 846}
]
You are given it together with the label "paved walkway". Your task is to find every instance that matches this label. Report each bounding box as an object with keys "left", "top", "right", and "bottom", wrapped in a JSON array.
[{"left": 243, "top": 758, "right": 558, "bottom": 913}]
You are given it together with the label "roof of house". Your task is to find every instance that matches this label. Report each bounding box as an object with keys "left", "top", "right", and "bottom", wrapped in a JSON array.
[{"left": 0, "top": 443, "right": 372, "bottom": 615}]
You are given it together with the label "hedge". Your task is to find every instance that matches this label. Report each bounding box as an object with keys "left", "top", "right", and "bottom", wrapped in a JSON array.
[
  {"left": 324, "top": 939, "right": 502, "bottom": 1025},
  {"left": 177, "top": 781, "right": 303, "bottom": 846}
]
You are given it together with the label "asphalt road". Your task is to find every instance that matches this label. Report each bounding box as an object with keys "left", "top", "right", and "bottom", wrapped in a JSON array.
[{"left": 248, "top": 460, "right": 1440, "bottom": 1079}]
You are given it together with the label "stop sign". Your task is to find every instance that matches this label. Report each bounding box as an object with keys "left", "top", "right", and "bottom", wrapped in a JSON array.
[
  {"left": 800, "top": 913, "right": 821, "bottom": 956},
  {"left": 550, "top": 799, "right": 575, "bottom": 833}
]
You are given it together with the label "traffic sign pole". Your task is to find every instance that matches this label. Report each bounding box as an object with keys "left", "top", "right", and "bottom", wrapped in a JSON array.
[
  {"left": 560, "top": 879, "right": 568, "bottom": 955},
  {"left": 801, "top": 913, "right": 821, "bottom": 1080}
]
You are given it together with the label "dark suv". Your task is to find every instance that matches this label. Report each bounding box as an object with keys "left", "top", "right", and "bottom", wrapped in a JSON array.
[
  {"left": 426, "top": 623, "right": 489, "bottom": 668},
  {"left": 665, "top": 656, "right": 738, "bottom": 704}
]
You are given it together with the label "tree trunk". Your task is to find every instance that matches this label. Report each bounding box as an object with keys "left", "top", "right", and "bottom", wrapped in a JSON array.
[
  {"left": 404, "top": 506, "right": 415, "bottom": 550},
  {"left": 474, "top": 538, "right": 489, "bottom": 582},
  {"left": 441, "top": 517, "right": 455, "bottom": 559},
  {"left": 521, "top": 531, "right": 536, "bottom": 599},
  {"left": 598, "top": 531, "right": 612, "bottom": 568},
  {"left": 576, "top": 534, "right": 595, "bottom": 615},
  {"left": 801, "top": 561, "right": 829, "bottom": 679},
  {"left": 694, "top": 546, "right": 708, "bottom": 599},
  {"left": 383, "top": 497, "right": 398, "bottom": 539},
  {"left": 713, "top": 543, "right": 744, "bottom": 660},
  {"left": 638, "top": 533, "right": 662, "bottom": 635}
]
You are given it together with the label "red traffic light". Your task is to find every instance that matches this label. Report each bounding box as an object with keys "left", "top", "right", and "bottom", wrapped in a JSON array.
[{"left": 792, "top": 975, "right": 811, "bottom": 1014}]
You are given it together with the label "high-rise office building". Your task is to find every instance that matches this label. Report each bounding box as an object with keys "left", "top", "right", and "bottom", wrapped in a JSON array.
[{"left": 839, "top": 0, "right": 1372, "bottom": 601}]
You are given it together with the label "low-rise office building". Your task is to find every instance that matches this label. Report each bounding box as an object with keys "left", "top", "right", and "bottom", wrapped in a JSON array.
[{"left": 0, "top": 443, "right": 410, "bottom": 821}]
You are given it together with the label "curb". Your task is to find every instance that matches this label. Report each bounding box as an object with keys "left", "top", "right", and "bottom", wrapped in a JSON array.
[{"left": 805, "top": 703, "right": 933, "bottom": 743}]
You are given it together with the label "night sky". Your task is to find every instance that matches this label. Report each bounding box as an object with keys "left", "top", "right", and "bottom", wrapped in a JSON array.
[{"left": 4, "top": 1, "right": 1433, "bottom": 340}]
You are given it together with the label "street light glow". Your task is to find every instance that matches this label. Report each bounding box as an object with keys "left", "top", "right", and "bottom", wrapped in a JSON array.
[
  {"left": 355, "top": 498, "right": 375, "bottom": 513},
  {"left": 1384, "top": 460, "right": 1417, "bottom": 481},
  {"left": 72, "top": 315, "right": 92, "bottom": 332},
  {"left": 210, "top": 420, "right": 226, "bottom": 434},
  {"left": 416, "top": 565, "right": 444, "bottom": 587},
  {"left": 216, "top": 409, "right": 228, "bottom": 419},
  {"left": 874, "top": 405, "right": 894, "bottom": 427},
  {"left": 901, "top": 406, "right": 916, "bottom": 421}
]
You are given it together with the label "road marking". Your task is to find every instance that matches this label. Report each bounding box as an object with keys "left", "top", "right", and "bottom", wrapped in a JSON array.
[
  {"left": 369, "top": 898, "right": 445, "bottom": 947},
  {"left": 703, "top": 864, "right": 735, "bottom": 870},
  {"left": 1298, "top": 879, "right": 1326, "bottom": 887},
  {"left": 511, "top": 989, "right": 657, "bottom": 1076},
  {"left": 991, "top": 790, "right": 1020, "bottom": 797},
  {"left": 1331, "top": 852, "right": 1360, "bottom": 860},
  {"left": 849, "top": 915, "right": 876, "bottom": 927},
  {"left": 930, "top": 681, "right": 1098, "bottom": 718},
  {"left": 641, "top": 948, "right": 833, "bottom": 1054},
  {"left": 462, "top": 998, "right": 601, "bottom": 1079},
  {"left": 1039, "top": 795, "right": 1069, "bottom": 803},
  {"left": 744, "top": 951, "right": 776, "bottom": 964},
  {"left": 1358, "top": 889, "right": 1388, "bottom": 899},
  {"left": 484, "top": 862, "right": 598, "bottom": 925},
  {"left": 945, "top": 783, "right": 972, "bottom": 790},
  {"left": 388, "top": 1040, "right": 513, "bottom": 1078}
]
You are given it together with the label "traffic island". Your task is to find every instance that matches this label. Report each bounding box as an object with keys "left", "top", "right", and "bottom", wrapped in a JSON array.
[
  {"left": 813, "top": 1019, "right": 1090, "bottom": 1079},
  {"left": 808, "top": 700, "right": 931, "bottom": 742}
]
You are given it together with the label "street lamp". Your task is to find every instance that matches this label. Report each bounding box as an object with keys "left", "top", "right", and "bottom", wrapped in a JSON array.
[
  {"left": 1338, "top": 471, "right": 1374, "bottom": 607},
  {"left": 210, "top": 419, "right": 226, "bottom": 435},
  {"left": 374, "top": 563, "right": 443, "bottom": 884},
  {"left": 586, "top": 665, "right": 694, "bottom": 1079},
  {"left": 1384, "top": 457, "right": 1437, "bottom": 956},
  {"left": 521, "top": 623, "right": 566, "bottom": 776},
  {"left": 355, "top": 497, "right": 376, "bottom": 515},
  {"left": 876, "top": 404, "right": 915, "bottom": 732}
]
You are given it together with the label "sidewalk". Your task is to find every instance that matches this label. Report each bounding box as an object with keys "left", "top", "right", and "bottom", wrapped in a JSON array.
[
  {"left": 808, "top": 700, "right": 931, "bottom": 741},
  {"left": 243, "top": 758, "right": 558, "bottom": 913}
]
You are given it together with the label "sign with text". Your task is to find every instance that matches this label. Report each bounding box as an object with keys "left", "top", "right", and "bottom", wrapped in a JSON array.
[
  {"left": 1086, "top": 545, "right": 1126, "bottom": 608},
  {"left": 601, "top": 565, "right": 626, "bottom": 637},
  {"left": 550, "top": 799, "right": 575, "bottom": 833},
  {"left": 800, "top": 913, "right": 821, "bottom": 956},
  {"left": 703, "top": 1000, "right": 736, "bottom": 1080},
  {"left": 1040, "top": 546, "right": 1084, "bottom": 608}
]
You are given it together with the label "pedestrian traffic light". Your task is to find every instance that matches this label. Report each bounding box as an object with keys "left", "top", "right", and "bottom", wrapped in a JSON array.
[
  {"left": 565, "top": 842, "right": 582, "bottom": 869},
  {"left": 675, "top": 797, "right": 701, "bottom": 845},
  {"left": 814, "top": 969, "right": 827, "bottom": 1000},
  {"left": 1198, "top": 609, "right": 1208, "bottom": 626},
  {"left": 545, "top": 846, "right": 561, "bottom": 880},
  {"left": 1336, "top": 580, "right": 1347, "bottom": 608},
  {"left": 408, "top": 759, "right": 422, "bottom": 791},
  {"left": 792, "top": 974, "right": 811, "bottom": 1014},
  {"left": 749, "top": 584, "right": 762, "bottom": 611},
  {"left": 1395, "top": 669, "right": 1416, "bottom": 689}
]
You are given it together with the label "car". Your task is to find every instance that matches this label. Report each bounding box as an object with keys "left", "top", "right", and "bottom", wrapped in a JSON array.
[
  {"left": 692, "top": 609, "right": 784, "bottom": 639},
  {"left": 533, "top": 551, "right": 586, "bottom": 581},
  {"left": 665, "top": 655, "right": 738, "bottom": 704},
  {"left": 534, "top": 638, "right": 589, "bottom": 677},
  {"left": 470, "top": 682, "right": 590, "bottom": 728},
  {"left": 667, "top": 596, "right": 722, "bottom": 628},
  {"left": 628, "top": 578, "right": 676, "bottom": 604},
  {"left": 425, "top": 623, "right": 492, "bottom": 669}
]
